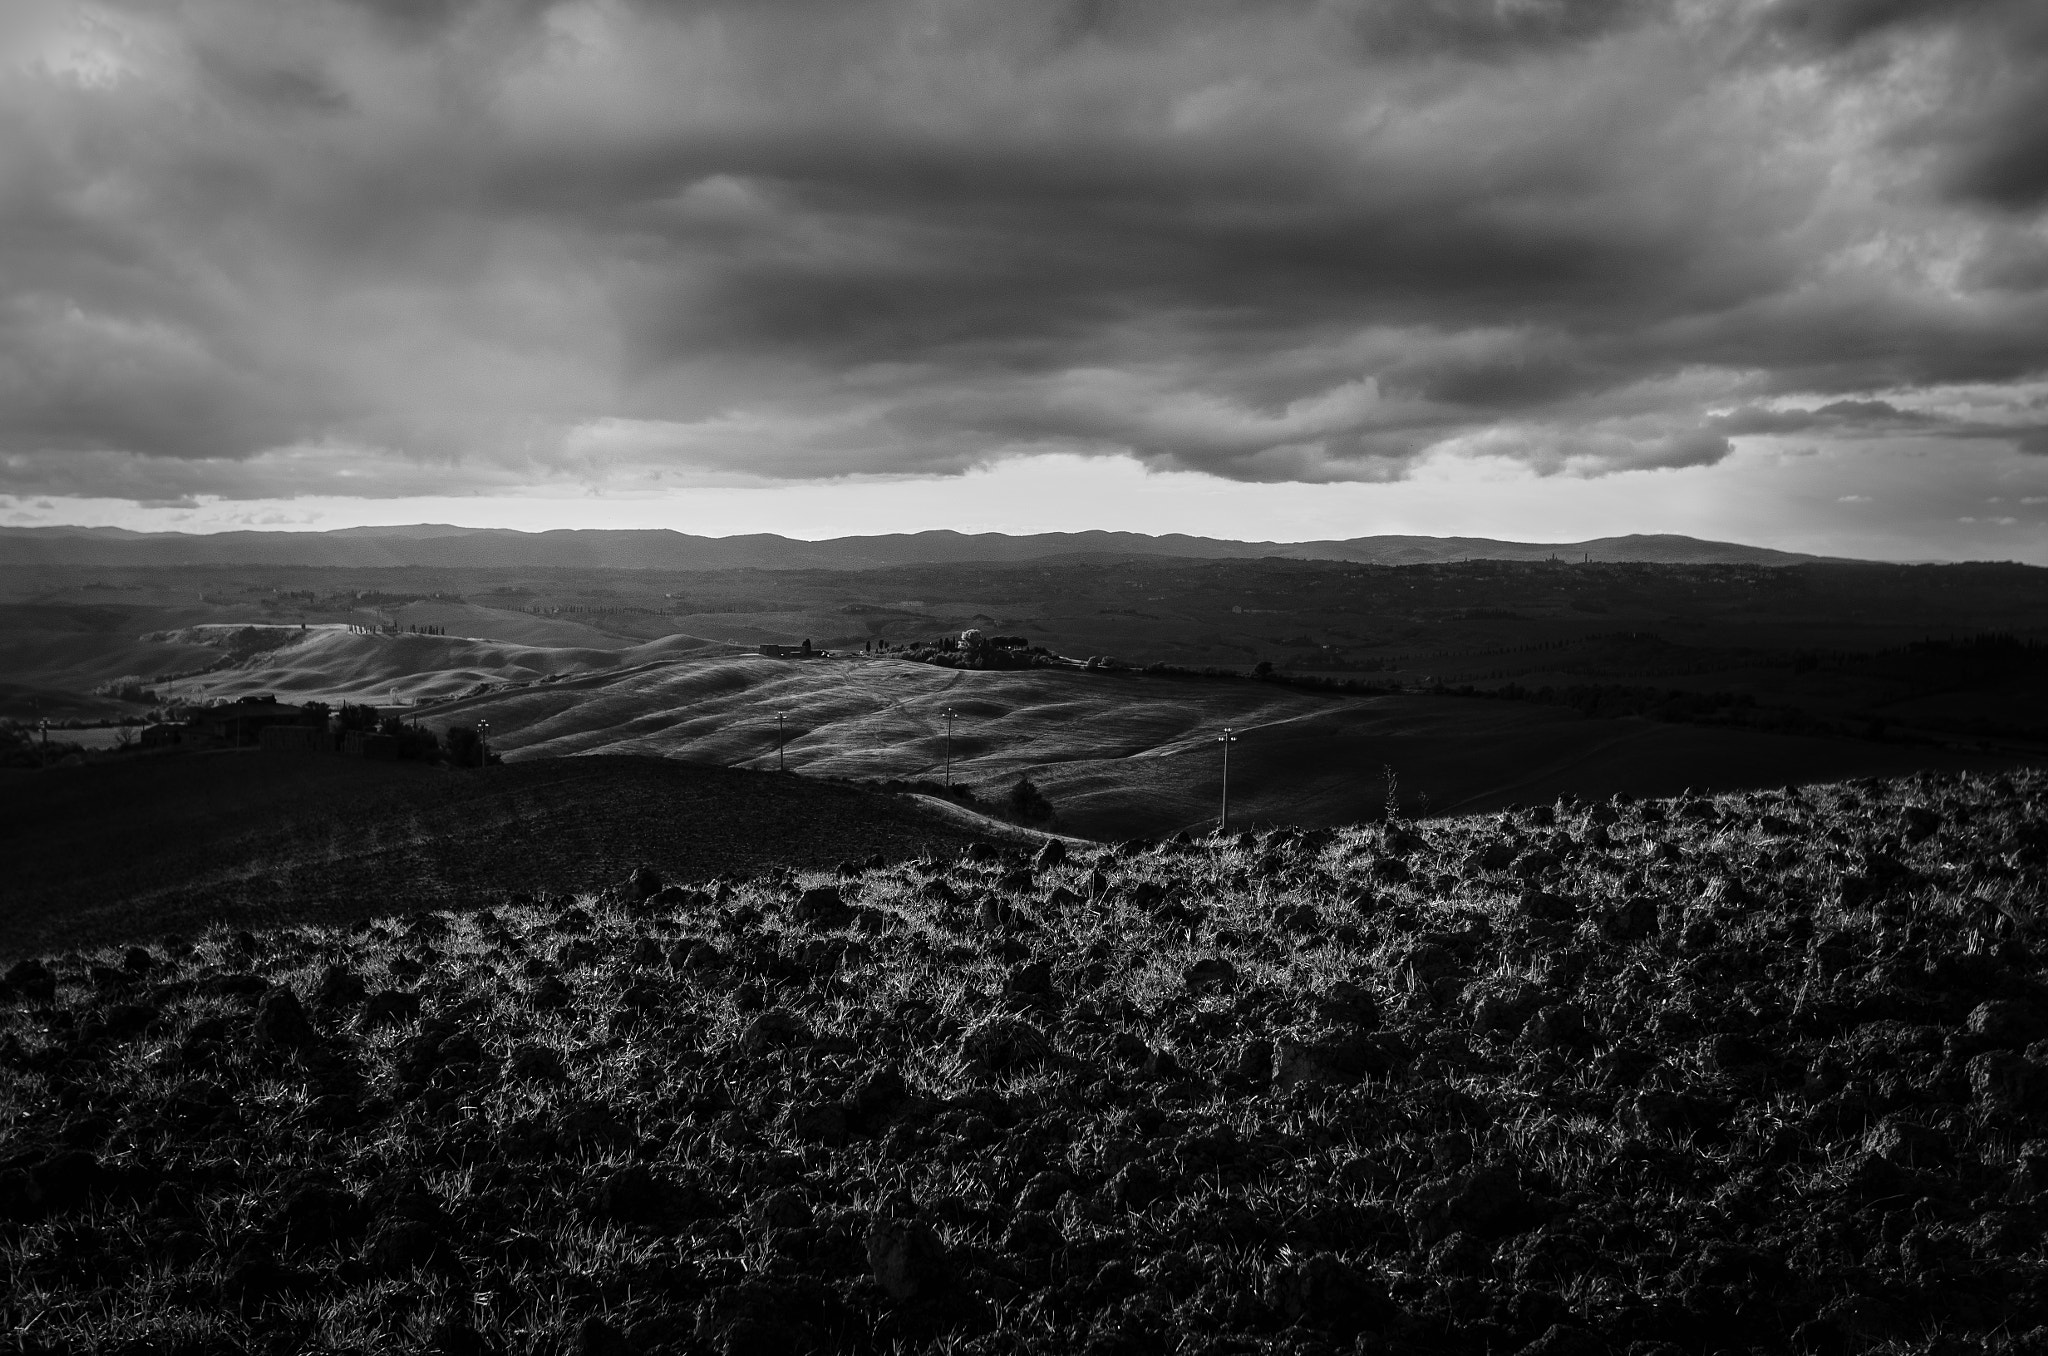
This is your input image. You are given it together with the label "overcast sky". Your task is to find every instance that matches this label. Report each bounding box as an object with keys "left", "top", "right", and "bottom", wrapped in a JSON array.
[{"left": 4, "top": 0, "right": 2048, "bottom": 558}]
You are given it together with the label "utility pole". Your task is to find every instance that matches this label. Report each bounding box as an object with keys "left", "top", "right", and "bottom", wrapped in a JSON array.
[
  {"left": 775, "top": 710, "right": 788, "bottom": 771},
  {"left": 940, "top": 706, "right": 960, "bottom": 787},
  {"left": 1216, "top": 726, "right": 1238, "bottom": 832}
]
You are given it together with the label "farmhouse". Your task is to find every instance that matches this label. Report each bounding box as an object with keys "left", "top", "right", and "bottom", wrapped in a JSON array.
[
  {"left": 341, "top": 730, "right": 399, "bottom": 760},
  {"left": 258, "top": 724, "right": 325, "bottom": 756},
  {"left": 137, "top": 722, "right": 185, "bottom": 748},
  {"left": 189, "top": 699, "right": 305, "bottom": 746}
]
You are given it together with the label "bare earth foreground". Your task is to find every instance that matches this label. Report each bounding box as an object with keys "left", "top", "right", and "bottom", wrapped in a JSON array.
[{"left": 3, "top": 769, "right": 2048, "bottom": 1354}]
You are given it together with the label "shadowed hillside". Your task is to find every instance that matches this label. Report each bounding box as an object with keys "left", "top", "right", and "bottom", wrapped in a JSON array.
[
  {"left": 8, "top": 555, "right": 2046, "bottom": 724},
  {"left": 406, "top": 655, "right": 2030, "bottom": 839},
  {"left": 0, "top": 754, "right": 1002, "bottom": 960}
]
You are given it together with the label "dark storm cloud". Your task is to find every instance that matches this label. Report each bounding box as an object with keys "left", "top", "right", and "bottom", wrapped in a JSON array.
[
  {"left": 332, "top": 0, "right": 483, "bottom": 42},
  {"left": 1766, "top": 0, "right": 2048, "bottom": 211},
  {"left": 1762, "top": 0, "right": 2002, "bottom": 48},
  {"left": 563, "top": 126, "right": 1734, "bottom": 377},
  {"left": 1348, "top": 0, "right": 1660, "bottom": 59},
  {"left": 190, "top": 46, "right": 352, "bottom": 116},
  {"left": 1945, "top": 83, "right": 2048, "bottom": 212},
  {"left": 3, "top": 0, "right": 2048, "bottom": 502},
  {"left": 1709, "top": 400, "right": 1945, "bottom": 437},
  {"left": 1708, "top": 399, "right": 2048, "bottom": 457}
]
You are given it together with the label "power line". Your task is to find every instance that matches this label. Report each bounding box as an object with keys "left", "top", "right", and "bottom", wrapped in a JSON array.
[
  {"left": 939, "top": 706, "right": 960, "bottom": 787},
  {"left": 1217, "top": 726, "right": 1238, "bottom": 832}
]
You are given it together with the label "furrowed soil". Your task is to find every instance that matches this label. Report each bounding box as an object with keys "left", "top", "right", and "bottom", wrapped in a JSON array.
[
  {"left": 0, "top": 754, "right": 997, "bottom": 961},
  {"left": 3, "top": 769, "right": 2046, "bottom": 1354}
]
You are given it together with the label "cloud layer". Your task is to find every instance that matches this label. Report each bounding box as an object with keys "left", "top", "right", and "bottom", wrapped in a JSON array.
[{"left": 4, "top": 0, "right": 2048, "bottom": 502}]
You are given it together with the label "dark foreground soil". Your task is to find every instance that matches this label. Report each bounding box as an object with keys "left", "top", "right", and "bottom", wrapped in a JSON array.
[
  {"left": 0, "top": 753, "right": 993, "bottom": 960},
  {"left": 2, "top": 768, "right": 2047, "bottom": 1355}
]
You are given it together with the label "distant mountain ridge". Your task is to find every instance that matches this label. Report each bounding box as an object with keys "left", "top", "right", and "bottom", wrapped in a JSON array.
[{"left": 0, "top": 524, "right": 1839, "bottom": 570}]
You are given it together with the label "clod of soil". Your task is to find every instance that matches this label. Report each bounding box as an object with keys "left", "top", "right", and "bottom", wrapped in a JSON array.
[{"left": 1, "top": 768, "right": 2046, "bottom": 1353}]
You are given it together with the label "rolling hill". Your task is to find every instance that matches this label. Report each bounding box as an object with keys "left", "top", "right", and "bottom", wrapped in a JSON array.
[
  {"left": 0, "top": 524, "right": 1832, "bottom": 571},
  {"left": 30, "top": 619, "right": 734, "bottom": 715},
  {"left": 11, "top": 552, "right": 2044, "bottom": 729},
  {"left": 14, "top": 550, "right": 2042, "bottom": 834},
  {"left": 170, "top": 642, "right": 2027, "bottom": 840}
]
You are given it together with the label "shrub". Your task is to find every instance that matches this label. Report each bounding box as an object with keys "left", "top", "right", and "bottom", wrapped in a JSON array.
[
  {"left": 441, "top": 724, "right": 501, "bottom": 768},
  {"left": 92, "top": 677, "right": 157, "bottom": 704},
  {"left": 336, "top": 703, "right": 380, "bottom": 733},
  {"left": 1005, "top": 776, "right": 1054, "bottom": 824},
  {"left": 378, "top": 716, "right": 443, "bottom": 762}
]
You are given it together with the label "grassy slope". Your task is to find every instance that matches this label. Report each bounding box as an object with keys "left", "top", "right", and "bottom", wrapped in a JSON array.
[
  {"left": 425, "top": 655, "right": 2027, "bottom": 839},
  {"left": 0, "top": 599, "right": 711, "bottom": 720},
  {"left": 0, "top": 770, "right": 2044, "bottom": 1353},
  {"left": 172, "top": 630, "right": 731, "bottom": 708},
  {"left": 0, "top": 754, "right": 994, "bottom": 960},
  {"left": 378, "top": 601, "right": 649, "bottom": 650},
  {"left": 0, "top": 604, "right": 224, "bottom": 719}
]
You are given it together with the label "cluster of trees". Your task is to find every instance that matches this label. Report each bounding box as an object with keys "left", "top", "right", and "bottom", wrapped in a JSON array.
[
  {"left": 92, "top": 677, "right": 158, "bottom": 704},
  {"left": 904, "top": 629, "right": 1065, "bottom": 671},
  {"left": 536, "top": 604, "right": 654, "bottom": 616},
  {"left": 441, "top": 723, "right": 499, "bottom": 768},
  {"left": 1005, "top": 775, "right": 1054, "bottom": 824},
  {"left": 0, "top": 725, "right": 80, "bottom": 768},
  {"left": 320, "top": 702, "right": 500, "bottom": 765}
]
